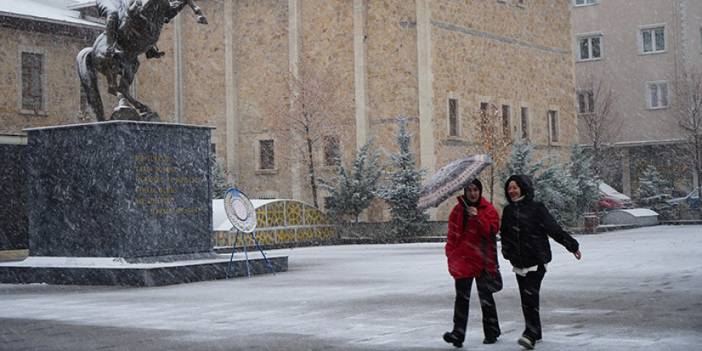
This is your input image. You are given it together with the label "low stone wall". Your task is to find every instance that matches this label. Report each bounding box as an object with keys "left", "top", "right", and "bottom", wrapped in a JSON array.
[{"left": 335, "top": 221, "right": 448, "bottom": 243}]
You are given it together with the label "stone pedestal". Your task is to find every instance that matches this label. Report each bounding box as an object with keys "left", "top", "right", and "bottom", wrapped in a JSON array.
[
  {"left": 27, "top": 121, "right": 212, "bottom": 258},
  {"left": 0, "top": 144, "right": 28, "bottom": 251},
  {"left": 0, "top": 121, "right": 287, "bottom": 286}
]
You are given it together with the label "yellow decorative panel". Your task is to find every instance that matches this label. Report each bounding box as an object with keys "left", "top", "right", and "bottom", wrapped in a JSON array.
[
  {"left": 297, "top": 228, "right": 313, "bottom": 242},
  {"left": 276, "top": 229, "right": 296, "bottom": 243},
  {"left": 287, "top": 202, "right": 303, "bottom": 226},
  {"left": 235, "top": 234, "right": 254, "bottom": 248},
  {"left": 266, "top": 203, "right": 286, "bottom": 227},
  {"left": 320, "top": 226, "right": 335, "bottom": 240},
  {"left": 253, "top": 231, "right": 276, "bottom": 245},
  {"left": 255, "top": 207, "right": 268, "bottom": 228},
  {"left": 303, "top": 205, "right": 331, "bottom": 226},
  {"left": 214, "top": 231, "right": 237, "bottom": 247}
]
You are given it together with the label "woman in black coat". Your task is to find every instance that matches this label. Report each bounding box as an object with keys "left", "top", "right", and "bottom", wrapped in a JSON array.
[{"left": 500, "top": 175, "right": 581, "bottom": 350}]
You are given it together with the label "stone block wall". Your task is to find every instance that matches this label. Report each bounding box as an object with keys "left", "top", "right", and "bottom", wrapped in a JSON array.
[
  {"left": 119, "top": 0, "right": 579, "bottom": 221},
  {"left": 0, "top": 27, "right": 114, "bottom": 133}
]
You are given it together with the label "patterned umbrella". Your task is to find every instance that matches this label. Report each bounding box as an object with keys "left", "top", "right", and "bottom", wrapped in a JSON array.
[{"left": 417, "top": 154, "right": 493, "bottom": 210}]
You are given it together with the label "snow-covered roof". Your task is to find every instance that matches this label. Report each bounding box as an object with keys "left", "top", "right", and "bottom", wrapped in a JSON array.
[
  {"left": 599, "top": 182, "right": 631, "bottom": 201},
  {"left": 0, "top": 0, "right": 102, "bottom": 29},
  {"left": 611, "top": 208, "right": 659, "bottom": 217},
  {"left": 67, "top": 1, "right": 98, "bottom": 10}
]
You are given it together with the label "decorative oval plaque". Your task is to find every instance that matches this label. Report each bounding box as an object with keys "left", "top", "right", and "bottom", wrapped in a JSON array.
[{"left": 224, "top": 188, "right": 257, "bottom": 233}]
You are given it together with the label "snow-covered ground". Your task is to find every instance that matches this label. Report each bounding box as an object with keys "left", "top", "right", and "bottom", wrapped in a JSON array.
[{"left": 1, "top": 225, "right": 701, "bottom": 350}]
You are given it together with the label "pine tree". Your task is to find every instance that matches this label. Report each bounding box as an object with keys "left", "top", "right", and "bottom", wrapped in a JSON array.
[
  {"left": 568, "top": 144, "right": 599, "bottom": 215},
  {"left": 377, "top": 118, "right": 429, "bottom": 238},
  {"left": 539, "top": 163, "right": 578, "bottom": 226},
  {"left": 210, "top": 154, "right": 232, "bottom": 199},
  {"left": 504, "top": 140, "right": 579, "bottom": 226},
  {"left": 504, "top": 140, "right": 543, "bottom": 180},
  {"left": 320, "top": 141, "right": 383, "bottom": 223},
  {"left": 638, "top": 164, "right": 663, "bottom": 199}
]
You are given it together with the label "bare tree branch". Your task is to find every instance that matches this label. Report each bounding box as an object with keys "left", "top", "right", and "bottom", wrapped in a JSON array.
[
  {"left": 473, "top": 103, "right": 512, "bottom": 202},
  {"left": 675, "top": 70, "right": 702, "bottom": 200},
  {"left": 577, "top": 75, "right": 621, "bottom": 177},
  {"left": 264, "top": 64, "right": 347, "bottom": 208}
]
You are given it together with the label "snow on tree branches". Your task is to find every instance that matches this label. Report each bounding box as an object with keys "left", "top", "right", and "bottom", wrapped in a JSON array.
[
  {"left": 320, "top": 141, "right": 382, "bottom": 223},
  {"left": 377, "top": 118, "right": 429, "bottom": 238}
]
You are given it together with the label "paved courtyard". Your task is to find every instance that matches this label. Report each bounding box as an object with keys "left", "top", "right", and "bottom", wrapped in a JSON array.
[{"left": 1, "top": 225, "right": 701, "bottom": 350}]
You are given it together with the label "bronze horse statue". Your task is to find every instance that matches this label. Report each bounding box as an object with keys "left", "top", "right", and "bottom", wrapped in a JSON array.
[{"left": 77, "top": 0, "right": 207, "bottom": 121}]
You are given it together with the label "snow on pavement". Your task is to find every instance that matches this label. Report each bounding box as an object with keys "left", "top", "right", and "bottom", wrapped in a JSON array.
[{"left": 0, "top": 225, "right": 701, "bottom": 350}]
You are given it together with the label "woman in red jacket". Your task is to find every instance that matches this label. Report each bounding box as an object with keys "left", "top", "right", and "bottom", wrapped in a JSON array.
[{"left": 443, "top": 179, "right": 502, "bottom": 348}]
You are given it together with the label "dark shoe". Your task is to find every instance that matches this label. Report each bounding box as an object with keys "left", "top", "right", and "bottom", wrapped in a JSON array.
[
  {"left": 443, "top": 332, "right": 463, "bottom": 348},
  {"left": 518, "top": 335, "right": 535, "bottom": 349},
  {"left": 483, "top": 336, "right": 498, "bottom": 344}
]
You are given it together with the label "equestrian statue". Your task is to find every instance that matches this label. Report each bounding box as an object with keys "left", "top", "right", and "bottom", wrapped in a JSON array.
[{"left": 77, "top": 0, "right": 207, "bottom": 121}]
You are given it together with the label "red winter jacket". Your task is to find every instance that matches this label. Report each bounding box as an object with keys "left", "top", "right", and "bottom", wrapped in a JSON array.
[{"left": 445, "top": 196, "right": 500, "bottom": 279}]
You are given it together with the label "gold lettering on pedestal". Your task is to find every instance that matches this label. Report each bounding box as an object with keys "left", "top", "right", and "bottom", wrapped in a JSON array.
[{"left": 133, "top": 153, "right": 204, "bottom": 217}]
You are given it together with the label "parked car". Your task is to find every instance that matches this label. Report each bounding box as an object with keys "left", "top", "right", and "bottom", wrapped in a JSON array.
[
  {"left": 639, "top": 193, "right": 672, "bottom": 206},
  {"left": 597, "top": 182, "right": 634, "bottom": 210},
  {"left": 666, "top": 187, "right": 701, "bottom": 209}
]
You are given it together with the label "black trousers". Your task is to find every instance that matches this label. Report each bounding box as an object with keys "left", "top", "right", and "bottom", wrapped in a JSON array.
[
  {"left": 451, "top": 276, "right": 501, "bottom": 341},
  {"left": 515, "top": 265, "right": 546, "bottom": 340}
]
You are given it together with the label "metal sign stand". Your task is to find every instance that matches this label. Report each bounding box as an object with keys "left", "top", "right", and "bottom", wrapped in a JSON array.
[
  {"left": 226, "top": 229, "right": 276, "bottom": 278},
  {"left": 223, "top": 187, "right": 277, "bottom": 278}
]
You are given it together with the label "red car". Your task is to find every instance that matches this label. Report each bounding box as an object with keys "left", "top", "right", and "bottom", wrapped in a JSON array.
[{"left": 596, "top": 183, "right": 633, "bottom": 210}]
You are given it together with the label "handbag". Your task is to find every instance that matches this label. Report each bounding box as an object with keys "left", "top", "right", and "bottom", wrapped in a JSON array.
[{"left": 480, "top": 236, "right": 503, "bottom": 293}]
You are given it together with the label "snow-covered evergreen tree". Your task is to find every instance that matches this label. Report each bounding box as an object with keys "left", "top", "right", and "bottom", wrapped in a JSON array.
[
  {"left": 377, "top": 118, "right": 429, "bottom": 238},
  {"left": 504, "top": 140, "right": 579, "bottom": 225},
  {"left": 638, "top": 164, "right": 663, "bottom": 199},
  {"left": 504, "top": 140, "right": 543, "bottom": 180},
  {"left": 320, "top": 141, "right": 383, "bottom": 223},
  {"left": 568, "top": 144, "right": 599, "bottom": 214},
  {"left": 210, "top": 154, "right": 232, "bottom": 199},
  {"left": 539, "top": 163, "right": 579, "bottom": 226}
]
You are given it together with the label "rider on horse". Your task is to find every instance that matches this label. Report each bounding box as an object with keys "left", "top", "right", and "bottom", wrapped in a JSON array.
[
  {"left": 96, "top": 0, "right": 131, "bottom": 58},
  {"left": 97, "top": 0, "right": 165, "bottom": 60},
  {"left": 80, "top": 0, "right": 206, "bottom": 121}
]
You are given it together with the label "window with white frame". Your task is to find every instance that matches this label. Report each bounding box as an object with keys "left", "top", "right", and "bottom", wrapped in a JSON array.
[
  {"left": 578, "top": 35, "right": 602, "bottom": 61},
  {"left": 574, "top": 0, "right": 598, "bottom": 6},
  {"left": 577, "top": 90, "right": 595, "bottom": 114},
  {"left": 520, "top": 106, "right": 529, "bottom": 140},
  {"left": 448, "top": 98, "right": 459, "bottom": 137},
  {"left": 647, "top": 81, "right": 668, "bottom": 109},
  {"left": 548, "top": 110, "right": 559, "bottom": 143},
  {"left": 258, "top": 139, "right": 275, "bottom": 170},
  {"left": 322, "top": 135, "right": 340, "bottom": 166},
  {"left": 641, "top": 26, "right": 665, "bottom": 54},
  {"left": 21, "top": 52, "right": 43, "bottom": 111}
]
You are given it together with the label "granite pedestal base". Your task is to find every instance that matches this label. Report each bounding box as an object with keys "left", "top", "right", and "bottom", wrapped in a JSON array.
[
  {"left": 0, "top": 254, "right": 287, "bottom": 287},
  {"left": 9, "top": 121, "right": 289, "bottom": 286}
]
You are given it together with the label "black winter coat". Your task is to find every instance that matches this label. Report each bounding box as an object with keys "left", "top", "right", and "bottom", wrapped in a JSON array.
[{"left": 500, "top": 175, "right": 579, "bottom": 269}]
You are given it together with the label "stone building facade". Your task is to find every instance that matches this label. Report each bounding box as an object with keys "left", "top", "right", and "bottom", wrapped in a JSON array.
[
  {"left": 134, "top": 0, "right": 578, "bottom": 220},
  {"left": 0, "top": 1, "right": 107, "bottom": 140},
  {"left": 1, "top": 0, "right": 578, "bottom": 221}
]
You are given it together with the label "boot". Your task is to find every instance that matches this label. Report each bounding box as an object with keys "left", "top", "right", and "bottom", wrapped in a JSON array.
[{"left": 443, "top": 331, "right": 463, "bottom": 348}]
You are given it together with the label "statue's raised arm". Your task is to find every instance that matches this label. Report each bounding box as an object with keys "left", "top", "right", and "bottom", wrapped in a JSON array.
[{"left": 77, "top": 0, "right": 207, "bottom": 122}]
